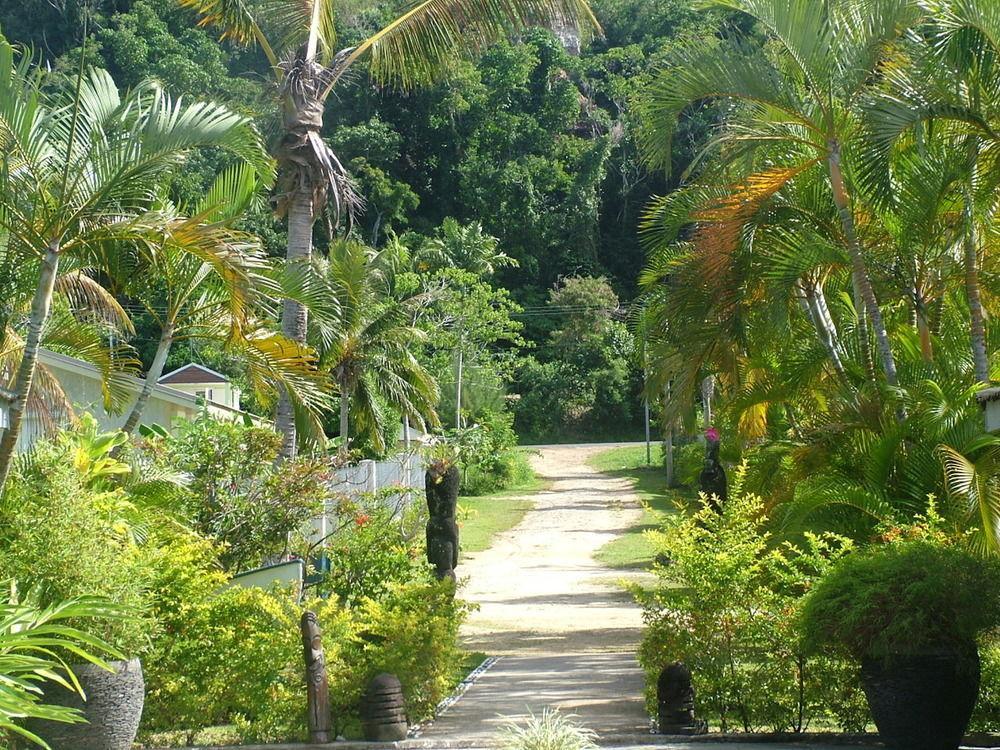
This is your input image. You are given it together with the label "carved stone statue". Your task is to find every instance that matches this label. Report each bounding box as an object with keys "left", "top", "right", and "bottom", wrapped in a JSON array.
[
  {"left": 657, "top": 661, "right": 705, "bottom": 735},
  {"left": 361, "top": 673, "right": 408, "bottom": 741},
  {"left": 425, "top": 463, "right": 460, "bottom": 582},
  {"left": 300, "top": 611, "right": 331, "bottom": 743},
  {"left": 698, "top": 427, "right": 727, "bottom": 512}
]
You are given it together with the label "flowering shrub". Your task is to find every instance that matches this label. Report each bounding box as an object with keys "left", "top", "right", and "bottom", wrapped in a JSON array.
[
  {"left": 633, "top": 467, "right": 867, "bottom": 732},
  {"left": 312, "top": 491, "right": 429, "bottom": 606},
  {"left": 144, "top": 416, "right": 331, "bottom": 571}
]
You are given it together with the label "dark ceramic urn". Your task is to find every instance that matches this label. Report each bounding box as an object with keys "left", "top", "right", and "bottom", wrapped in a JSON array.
[
  {"left": 27, "top": 658, "right": 145, "bottom": 750},
  {"left": 860, "top": 647, "right": 980, "bottom": 750}
]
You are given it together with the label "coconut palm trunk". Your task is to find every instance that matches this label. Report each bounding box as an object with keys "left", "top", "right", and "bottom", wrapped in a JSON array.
[
  {"left": 827, "top": 140, "right": 898, "bottom": 387},
  {"left": 276, "top": 190, "right": 316, "bottom": 458},
  {"left": 122, "top": 322, "right": 174, "bottom": 435},
  {"left": 338, "top": 376, "right": 350, "bottom": 450},
  {"left": 0, "top": 244, "right": 60, "bottom": 491}
]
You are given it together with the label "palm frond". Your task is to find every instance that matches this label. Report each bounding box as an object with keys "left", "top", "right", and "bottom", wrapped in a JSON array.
[{"left": 335, "top": 0, "right": 601, "bottom": 90}]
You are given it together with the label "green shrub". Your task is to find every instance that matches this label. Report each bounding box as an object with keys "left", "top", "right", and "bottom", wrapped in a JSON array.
[
  {"left": 142, "top": 583, "right": 304, "bottom": 739},
  {"left": 315, "top": 494, "right": 428, "bottom": 606},
  {"left": 451, "top": 409, "right": 532, "bottom": 495},
  {"left": 0, "top": 438, "right": 152, "bottom": 655},
  {"left": 800, "top": 539, "right": 1000, "bottom": 662},
  {"left": 142, "top": 567, "right": 470, "bottom": 743},
  {"left": 633, "top": 469, "right": 865, "bottom": 732},
  {"left": 971, "top": 638, "right": 1000, "bottom": 732},
  {"left": 671, "top": 440, "right": 703, "bottom": 487},
  {"left": 146, "top": 416, "right": 329, "bottom": 571},
  {"left": 342, "top": 579, "right": 472, "bottom": 723}
]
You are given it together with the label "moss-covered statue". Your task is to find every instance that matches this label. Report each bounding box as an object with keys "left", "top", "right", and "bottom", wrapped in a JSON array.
[
  {"left": 698, "top": 427, "right": 726, "bottom": 512},
  {"left": 425, "top": 450, "right": 460, "bottom": 582}
]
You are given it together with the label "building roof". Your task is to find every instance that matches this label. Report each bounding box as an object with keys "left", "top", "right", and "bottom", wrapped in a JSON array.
[
  {"left": 158, "top": 363, "right": 229, "bottom": 385},
  {"left": 977, "top": 386, "right": 1000, "bottom": 404}
]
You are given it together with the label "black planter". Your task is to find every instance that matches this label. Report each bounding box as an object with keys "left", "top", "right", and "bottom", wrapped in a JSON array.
[
  {"left": 26, "top": 658, "right": 145, "bottom": 750},
  {"left": 860, "top": 647, "right": 980, "bottom": 750}
]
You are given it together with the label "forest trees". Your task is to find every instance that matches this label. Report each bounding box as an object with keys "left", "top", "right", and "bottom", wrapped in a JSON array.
[{"left": 175, "top": 0, "right": 602, "bottom": 456}]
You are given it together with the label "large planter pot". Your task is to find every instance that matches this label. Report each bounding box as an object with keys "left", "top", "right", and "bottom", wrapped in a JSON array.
[
  {"left": 26, "top": 658, "right": 145, "bottom": 750},
  {"left": 860, "top": 647, "right": 980, "bottom": 750}
]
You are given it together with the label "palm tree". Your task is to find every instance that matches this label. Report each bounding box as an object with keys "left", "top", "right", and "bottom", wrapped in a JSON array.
[
  {"left": 413, "top": 218, "right": 517, "bottom": 276},
  {"left": 95, "top": 165, "right": 329, "bottom": 435},
  {"left": 308, "top": 240, "right": 440, "bottom": 453},
  {"left": 0, "top": 39, "right": 271, "bottom": 491},
  {"left": 0, "top": 592, "right": 125, "bottom": 747},
  {"left": 1, "top": 235, "right": 141, "bottom": 442},
  {"left": 864, "top": 0, "right": 1000, "bottom": 383},
  {"left": 638, "top": 0, "right": 917, "bottom": 388},
  {"left": 176, "top": 0, "right": 600, "bottom": 456}
]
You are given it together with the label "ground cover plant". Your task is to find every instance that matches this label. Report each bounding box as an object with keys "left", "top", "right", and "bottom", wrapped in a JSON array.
[{"left": 0, "top": 416, "right": 474, "bottom": 746}]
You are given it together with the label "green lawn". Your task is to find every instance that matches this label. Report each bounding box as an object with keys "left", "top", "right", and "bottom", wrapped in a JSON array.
[
  {"left": 458, "top": 460, "right": 547, "bottom": 554},
  {"left": 589, "top": 444, "right": 693, "bottom": 570}
]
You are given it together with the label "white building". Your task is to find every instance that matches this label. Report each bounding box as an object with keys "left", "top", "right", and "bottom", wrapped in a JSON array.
[
  {"left": 158, "top": 363, "right": 243, "bottom": 411},
  {"left": 5, "top": 350, "right": 259, "bottom": 450}
]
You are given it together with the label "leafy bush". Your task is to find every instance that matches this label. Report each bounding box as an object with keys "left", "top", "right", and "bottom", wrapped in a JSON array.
[
  {"left": 142, "top": 559, "right": 469, "bottom": 744},
  {"left": 0, "top": 435, "right": 153, "bottom": 655},
  {"left": 340, "top": 579, "right": 472, "bottom": 723},
  {"left": 971, "top": 638, "right": 1000, "bottom": 732},
  {"left": 800, "top": 538, "right": 1000, "bottom": 662},
  {"left": 142, "top": 582, "right": 305, "bottom": 740},
  {"left": 452, "top": 409, "right": 533, "bottom": 495},
  {"left": 145, "top": 416, "right": 330, "bottom": 571},
  {"left": 633, "top": 470, "right": 866, "bottom": 732},
  {"left": 314, "top": 492, "right": 428, "bottom": 606}
]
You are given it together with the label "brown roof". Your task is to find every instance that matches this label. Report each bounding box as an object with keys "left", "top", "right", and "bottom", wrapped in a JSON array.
[{"left": 158, "top": 363, "right": 228, "bottom": 385}]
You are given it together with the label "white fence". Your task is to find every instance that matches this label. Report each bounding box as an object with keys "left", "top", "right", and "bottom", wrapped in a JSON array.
[{"left": 307, "top": 451, "right": 425, "bottom": 548}]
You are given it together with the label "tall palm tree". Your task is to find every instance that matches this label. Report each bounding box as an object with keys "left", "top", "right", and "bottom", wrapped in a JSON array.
[
  {"left": 308, "top": 240, "right": 440, "bottom": 453},
  {"left": 413, "top": 218, "right": 517, "bottom": 276},
  {"left": 177, "top": 0, "right": 600, "bottom": 456},
  {"left": 638, "top": 0, "right": 918, "bottom": 388},
  {"left": 1, "top": 231, "right": 142, "bottom": 442},
  {"left": 0, "top": 38, "right": 272, "bottom": 491}
]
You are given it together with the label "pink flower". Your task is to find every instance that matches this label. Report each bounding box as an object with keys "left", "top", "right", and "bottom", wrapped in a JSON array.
[{"left": 705, "top": 427, "right": 720, "bottom": 442}]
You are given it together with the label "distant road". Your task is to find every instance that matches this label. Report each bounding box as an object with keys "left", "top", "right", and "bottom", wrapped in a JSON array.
[{"left": 519, "top": 440, "right": 647, "bottom": 450}]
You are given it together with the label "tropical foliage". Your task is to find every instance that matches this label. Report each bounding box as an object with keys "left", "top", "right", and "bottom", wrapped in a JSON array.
[
  {"left": 0, "top": 592, "right": 123, "bottom": 748},
  {"left": 635, "top": 0, "right": 1000, "bottom": 554}
]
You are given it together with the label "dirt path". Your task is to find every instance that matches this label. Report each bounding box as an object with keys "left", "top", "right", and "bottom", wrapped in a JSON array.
[
  {"left": 458, "top": 444, "right": 645, "bottom": 655},
  {"left": 421, "top": 444, "right": 649, "bottom": 742}
]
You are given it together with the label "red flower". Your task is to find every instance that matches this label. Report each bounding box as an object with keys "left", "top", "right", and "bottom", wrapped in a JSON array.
[{"left": 355, "top": 514, "right": 371, "bottom": 527}]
